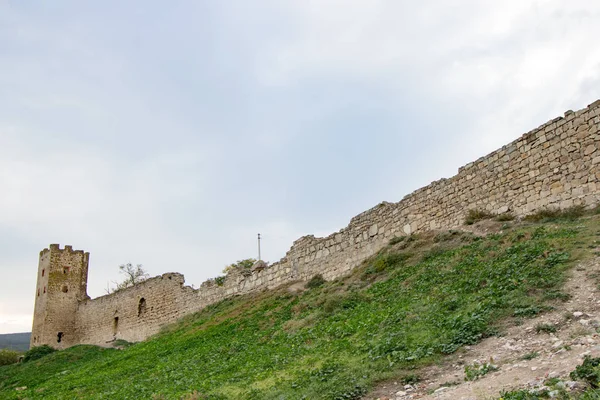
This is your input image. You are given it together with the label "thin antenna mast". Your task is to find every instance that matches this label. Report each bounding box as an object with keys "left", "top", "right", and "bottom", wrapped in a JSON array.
[{"left": 257, "top": 233, "right": 261, "bottom": 261}]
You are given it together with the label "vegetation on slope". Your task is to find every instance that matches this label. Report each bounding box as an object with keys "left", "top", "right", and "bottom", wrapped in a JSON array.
[{"left": 1, "top": 213, "right": 599, "bottom": 399}]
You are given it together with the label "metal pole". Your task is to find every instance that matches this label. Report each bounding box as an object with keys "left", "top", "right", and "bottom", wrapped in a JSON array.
[{"left": 258, "top": 233, "right": 261, "bottom": 261}]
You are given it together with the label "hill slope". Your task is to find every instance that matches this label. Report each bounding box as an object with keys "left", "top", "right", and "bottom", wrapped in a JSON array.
[
  {"left": 1, "top": 212, "right": 597, "bottom": 399},
  {"left": 0, "top": 333, "right": 30, "bottom": 352}
]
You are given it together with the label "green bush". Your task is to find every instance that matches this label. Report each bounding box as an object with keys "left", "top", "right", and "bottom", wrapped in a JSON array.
[
  {"left": 214, "top": 276, "right": 226, "bottom": 286},
  {"left": 0, "top": 349, "right": 20, "bottom": 366},
  {"left": 23, "top": 345, "right": 56, "bottom": 362},
  {"left": 305, "top": 274, "right": 326, "bottom": 289},
  {"left": 571, "top": 356, "right": 600, "bottom": 388},
  {"left": 362, "top": 253, "right": 410, "bottom": 279}
]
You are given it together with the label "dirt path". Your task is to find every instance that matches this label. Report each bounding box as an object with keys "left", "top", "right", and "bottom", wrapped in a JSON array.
[{"left": 367, "top": 256, "right": 600, "bottom": 400}]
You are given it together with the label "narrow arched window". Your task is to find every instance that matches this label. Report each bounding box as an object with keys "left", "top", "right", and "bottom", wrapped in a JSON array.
[{"left": 138, "top": 298, "right": 147, "bottom": 317}]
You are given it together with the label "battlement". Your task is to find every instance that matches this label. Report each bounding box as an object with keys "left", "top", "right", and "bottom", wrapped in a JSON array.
[{"left": 40, "top": 244, "right": 89, "bottom": 256}]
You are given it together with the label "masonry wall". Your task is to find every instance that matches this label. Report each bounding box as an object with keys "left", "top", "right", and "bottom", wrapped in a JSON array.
[
  {"left": 31, "top": 245, "right": 89, "bottom": 349},
  {"left": 37, "top": 100, "right": 600, "bottom": 348}
]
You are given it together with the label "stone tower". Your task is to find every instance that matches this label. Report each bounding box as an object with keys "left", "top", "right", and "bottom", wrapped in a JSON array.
[{"left": 30, "top": 244, "right": 90, "bottom": 349}]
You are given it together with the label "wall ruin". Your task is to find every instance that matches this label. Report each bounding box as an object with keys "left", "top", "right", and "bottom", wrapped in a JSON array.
[{"left": 32, "top": 100, "right": 600, "bottom": 348}]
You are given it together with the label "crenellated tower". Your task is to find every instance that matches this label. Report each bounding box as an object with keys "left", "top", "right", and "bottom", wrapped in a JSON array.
[{"left": 30, "top": 244, "right": 90, "bottom": 349}]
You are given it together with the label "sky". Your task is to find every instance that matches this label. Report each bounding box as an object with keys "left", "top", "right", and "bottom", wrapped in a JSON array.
[{"left": 0, "top": 0, "right": 599, "bottom": 334}]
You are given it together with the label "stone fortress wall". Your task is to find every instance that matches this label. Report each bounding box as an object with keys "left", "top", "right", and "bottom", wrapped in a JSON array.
[{"left": 32, "top": 100, "right": 600, "bottom": 348}]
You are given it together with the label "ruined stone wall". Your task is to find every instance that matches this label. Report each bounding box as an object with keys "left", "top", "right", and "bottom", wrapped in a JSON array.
[
  {"left": 75, "top": 263, "right": 296, "bottom": 345},
  {"left": 34, "top": 100, "right": 600, "bottom": 348},
  {"left": 284, "top": 100, "right": 600, "bottom": 281},
  {"left": 76, "top": 273, "right": 195, "bottom": 344}
]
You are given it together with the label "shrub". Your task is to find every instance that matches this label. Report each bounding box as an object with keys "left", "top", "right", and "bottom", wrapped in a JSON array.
[
  {"left": 570, "top": 356, "right": 600, "bottom": 388},
  {"left": 495, "top": 212, "right": 515, "bottom": 222},
  {"left": 214, "top": 276, "right": 226, "bottom": 286},
  {"left": 0, "top": 349, "right": 20, "bottom": 366},
  {"left": 388, "top": 236, "right": 405, "bottom": 245},
  {"left": 525, "top": 205, "right": 586, "bottom": 222},
  {"left": 464, "top": 209, "right": 493, "bottom": 225},
  {"left": 23, "top": 345, "right": 56, "bottom": 362},
  {"left": 305, "top": 274, "right": 326, "bottom": 289},
  {"left": 513, "top": 305, "right": 546, "bottom": 318},
  {"left": 400, "top": 373, "right": 420, "bottom": 385},
  {"left": 464, "top": 361, "right": 498, "bottom": 381},
  {"left": 521, "top": 351, "right": 539, "bottom": 361},
  {"left": 535, "top": 323, "right": 557, "bottom": 334},
  {"left": 500, "top": 389, "right": 547, "bottom": 399},
  {"left": 362, "top": 253, "right": 411, "bottom": 279},
  {"left": 433, "top": 230, "right": 461, "bottom": 242},
  {"left": 323, "top": 295, "right": 343, "bottom": 314}
]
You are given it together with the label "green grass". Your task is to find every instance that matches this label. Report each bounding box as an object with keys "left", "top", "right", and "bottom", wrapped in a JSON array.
[{"left": 1, "top": 216, "right": 598, "bottom": 399}]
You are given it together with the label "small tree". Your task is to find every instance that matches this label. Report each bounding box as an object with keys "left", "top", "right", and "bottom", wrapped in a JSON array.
[
  {"left": 222, "top": 258, "right": 256, "bottom": 275},
  {"left": 106, "top": 263, "right": 149, "bottom": 293}
]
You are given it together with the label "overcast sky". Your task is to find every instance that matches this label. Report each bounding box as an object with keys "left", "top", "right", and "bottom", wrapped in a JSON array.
[{"left": 1, "top": 0, "right": 599, "bottom": 334}]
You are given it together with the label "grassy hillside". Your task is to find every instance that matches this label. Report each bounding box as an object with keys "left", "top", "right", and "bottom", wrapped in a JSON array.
[
  {"left": 1, "top": 213, "right": 598, "bottom": 400},
  {"left": 0, "top": 333, "right": 30, "bottom": 352}
]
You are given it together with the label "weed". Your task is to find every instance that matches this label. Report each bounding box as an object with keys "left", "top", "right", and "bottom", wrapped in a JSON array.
[
  {"left": 525, "top": 205, "right": 587, "bottom": 222},
  {"left": 433, "top": 230, "right": 463, "bottom": 243},
  {"left": 465, "top": 209, "right": 494, "bottom": 225},
  {"left": 213, "top": 276, "right": 226, "bottom": 286},
  {"left": 361, "top": 252, "right": 410, "bottom": 279},
  {"left": 513, "top": 306, "right": 544, "bottom": 318},
  {"left": 389, "top": 236, "right": 406, "bottom": 245},
  {"left": 500, "top": 389, "right": 549, "bottom": 399},
  {"left": 400, "top": 373, "right": 420, "bottom": 385},
  {"left": 521, "top": 352, "right": 539, "bottom": 361},
  {"left": 496, "top": 213, "right": 515, "bottom": 222},
  {"left": 464, "top": 361, "right": 498, "bottom": 381},
  {"left": 439, "top": 380, "right": 460, "bottom": 388},
  {"left": 535, "top": 323, "right": 557, "bottom": 334},
  {"left": 543, "top": 290, "right": 572, "bottom": 302},
  {"left": 305, "top": 274, "right": 326, "bottom": 289}
]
